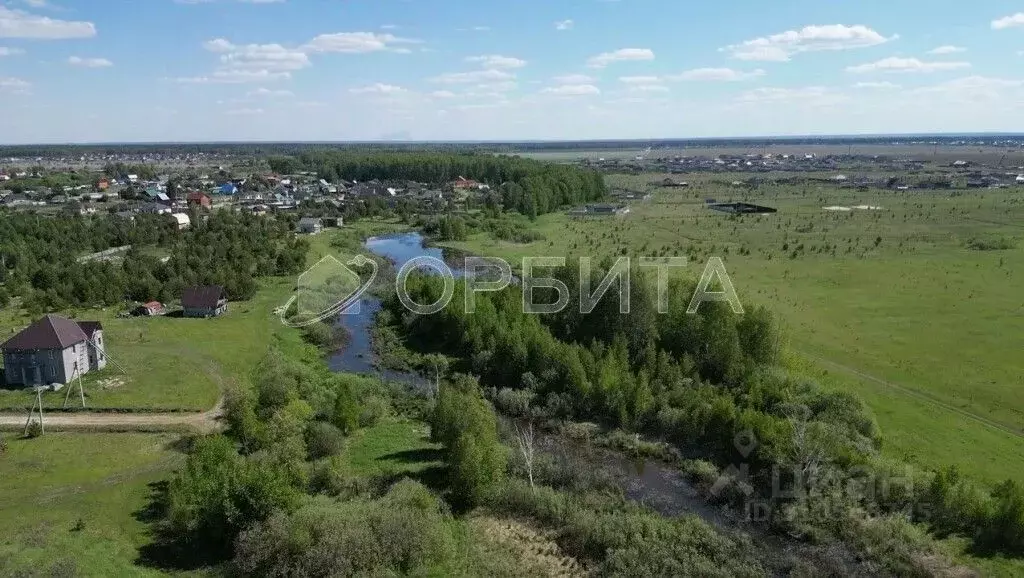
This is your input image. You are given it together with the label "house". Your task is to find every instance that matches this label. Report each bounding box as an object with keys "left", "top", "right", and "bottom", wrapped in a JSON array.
[
  {"left": 138, "top": 202, "right": 172, "bottom": 215},
  {"left": 297, "top": 217, "right": 323, "bottom": 234},
  {"left": 661, "top": 178, "right": 689, "bottom": 188},
  {"left": 170, "top": 213, "right": 191, "bottom": 230},
  {"left": 568, "top": 203, "right": 630, "bottom": 217},
  {"left": 96, "top": 179, "right": 110, "bottom": 191},
  {"left": 0, "top": 193, "right": 32, "bottom": 207},
  {"left": 1, "top": 315, "right": 107, "bottom": 386},
  {"left": 127, "top": 174, "right": 139, "bottom": 183},
  {"left": 218, "top": 183, "right": 238, "bottom": 195},
  {"left": 450, "top": 176, "right": 489, "bottom": 192},
  {"left": 182, "top": 286, "right": 227, "bottom": 318},
  {"left": 187, "top": 191, "right": 212, "bottom": 209},
  {"left": 707, "top": 201, "right": 778, "bottom": 215},
  {"left": 133, "top": 301, "right": 164, "bottom": 317},
  {"left": 1016, "top": 175, "right": 1024, "bottom": 185}
]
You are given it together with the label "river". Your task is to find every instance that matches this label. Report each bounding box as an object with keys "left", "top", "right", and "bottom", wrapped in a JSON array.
[{"left": 328, "top": 231, "right": 869, "bottom": 576}]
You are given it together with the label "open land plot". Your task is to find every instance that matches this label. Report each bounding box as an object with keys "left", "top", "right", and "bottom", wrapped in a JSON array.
[
  {"left": 439, "top": 174, "right": 1024, "bottom": 483},
  {"left": 513, "top": 144, "right": 1024, "bottom": 166},
  {"left": 0, "top": 276, "right": 295, "bottom": 412},
  {"left": 0, "top": 432, "right": 186, "bottom": 577}
]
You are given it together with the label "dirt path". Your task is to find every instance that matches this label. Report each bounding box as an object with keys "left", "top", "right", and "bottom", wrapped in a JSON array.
[
  {"left": 800, "top": 351, "right": 1024, "bottom": 440},
  {"left": 0, "top": 396, "right": 224, "bottom": 433}
]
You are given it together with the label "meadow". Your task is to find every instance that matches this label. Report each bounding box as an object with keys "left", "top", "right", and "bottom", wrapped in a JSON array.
[
  {"left": 440, "top": 174, "right": 1024, "bottom": 484},
  {"left": 0, "top": 432, "right": 186, "bottom": 577}
]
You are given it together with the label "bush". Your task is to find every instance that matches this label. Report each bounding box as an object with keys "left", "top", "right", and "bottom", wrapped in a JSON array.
[
  {"left": 358, "top": 394, "right": 392, "bottom": 428},
  {"left": 305, "top": 421, "right": 345, "bottom": 460},
  {"left": 301, "top": 322, "right": 335, "bottom": 348},
  {"left": 25, "top": 421, "right": 42, "bottom": 439},
  {"left": 332, "top": 382, "right": 360, "bottom": 435},
  {"left": 0, "top": 433, "right": 7, "bottom": 454},
  {"left": 493, "top": 387, "right": 533, "bottom": 418},
  {"left": 485, "top": 479, "right": 764, "bottom": 577},
  {"left": 234, "top": 480, "right": 459, "bottom": 576}
]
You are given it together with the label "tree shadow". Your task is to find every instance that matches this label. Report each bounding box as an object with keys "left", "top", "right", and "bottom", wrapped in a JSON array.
[
  {"left": 133, "top": 480, "right": 226, "bottom": 571},
  {"left": 378, "top": 448, "right": 445, "bottom": 465}
]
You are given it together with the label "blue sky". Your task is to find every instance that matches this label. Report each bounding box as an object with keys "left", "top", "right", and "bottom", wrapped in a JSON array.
[{"left": 1, "top": 0, "right": 1024, "bottom": 143}]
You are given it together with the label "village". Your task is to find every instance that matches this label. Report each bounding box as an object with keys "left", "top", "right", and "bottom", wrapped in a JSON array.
[{"left": 0, "top": 165, "right": 492, "bottom": 227}]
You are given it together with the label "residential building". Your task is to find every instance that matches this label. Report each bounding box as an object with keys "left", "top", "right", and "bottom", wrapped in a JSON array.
[
  {"left": 133, "top": 301, "right": 164, "bottom": 316},
  {"left": 170, "top": 213, "right": 191, "bottom": 230},
  {"left": 182, "top": 286, "right": 228, "bottom": 318},
  {"left": 1, "top": 315, "right": 107, "bottom": 386},
  {"left": 297, "top": 217, "right": 323, "bottom": 234},
  {"left": 187, "top": 191, "right": 212, "bottom": 209}
]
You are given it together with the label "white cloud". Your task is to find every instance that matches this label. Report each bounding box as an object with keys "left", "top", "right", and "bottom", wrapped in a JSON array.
[
  {"left": 667, "top": 67, "right": 765, "bottom": 81},
  {"left": 853, "top": 81, "right": 900, "bottom": 89},
  {"left": 380, "top": 24, "right": 399, "bottom": 30},
  {"left": 928, "top": 45, "right": 966, "bottom": 55},
  {"left": 68, "top": 56, "right": 112, "bottom": 68},
  {"left": 304, "top": 32, "right": 418, "bottom": 53},
  {"left": 430, "top": 90, "right": 457, "bottom": 98},
  {"left": 992, "top": 13, "right": 1024, "bottom": 30},
  {"left": 0, "top": 76, "right": 30, "bottom": 93},
  {"left": 912, "top": 76, "right": 1024, "bottom": 98},
  {"left": 629, "top": 84, "right": 669, "bottom": 93},
  {"left": 0, "top": 47, "right": 24, "bottom": 56},
  {"left": 349, "top": 83, "right": 407, "bottom": 95},
  {"left": 619, "top": 75, "right": 661, "bottom": 84},
  {"left": 431, "top": 69, "right": 515, "bottom": 84},
  {"left": 541, "top": 84, "right": 600, "bottom": 96},
  {"left": 846, "top": 57, "right": 970, "bottom": 74},
  {"left": 172, "top": 69, "right": 291, "bottom": 84},
  {"left": 248, "top": 87, "right": 293, "bottom": 97},
  {"left": 722, "top": 24, "right": 893, "bottom": 61},
  {"left": 586, "top": 48, "right": 654, "bottom": 68},
  {"left": 735, "top": 86, "right": 844, "bottom": 104},
  {"left": 555, "top": 19, "right": 574, "bottom": 31},
  {"left": 465, "top": 54, "right": 526, "bottom": 69},
  {"left": 0, "top": 6, "right": 96, "bottom": 39},
  {"left": 553, "top": 73, "right": 595, "bottom": 84},
  {"left": 225, "top": 108, "right": 265, "bottom": 115}
]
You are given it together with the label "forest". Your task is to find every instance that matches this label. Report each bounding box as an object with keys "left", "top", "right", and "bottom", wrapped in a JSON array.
[
  {"left": 380, "top": 266, "right": 1024, "bottom": 569},
  {"left": 0, "top": 211, "right": 308, "bottom": 312},
  {"left": 268, "top": 151, "right": 607, "bottom": 218}
]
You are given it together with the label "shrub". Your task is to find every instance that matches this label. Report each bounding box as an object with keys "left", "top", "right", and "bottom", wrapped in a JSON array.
[
  {"left": 25, "top": 421, "right": 42, "bottom": 439},
  {"left": 493, "top": 387, "right": 533, "bottom": 418},
  {"left": 358, "top": 395, "right": 391, "bottom": 428},
  {"left": 234, "top": 480, "right": 459, "bottom": 576},
  {"left": 301, "top": 322, "right": 335, "bottom": 348},
  {"left": 305, "top": 421, "right": 345, "bottom": 460},
  {"left": 332, "top": 382, "right": 360, "bottom": 435},
  {"left": 0, "top": 433, "right": 7, "bottom": 454}
]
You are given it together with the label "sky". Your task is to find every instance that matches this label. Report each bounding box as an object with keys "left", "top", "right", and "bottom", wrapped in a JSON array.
[{"left": 1, "top": 0, "right": 1024, "bottom": 143}]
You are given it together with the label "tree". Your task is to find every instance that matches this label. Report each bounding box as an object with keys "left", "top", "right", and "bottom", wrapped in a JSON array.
[
  {"left": 332, "top": 382, "right": 360, "bottom": 435},
  {"left": 514, "top": 421, "right": 536, "bottom": 492}
]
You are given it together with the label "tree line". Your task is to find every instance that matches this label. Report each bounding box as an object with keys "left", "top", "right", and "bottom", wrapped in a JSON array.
[
  {"left": 0, "top": 211, "right": 308, "bottom": 313},
  {"left": 268, "top": 151, "right": 607, "bottom": 218}
]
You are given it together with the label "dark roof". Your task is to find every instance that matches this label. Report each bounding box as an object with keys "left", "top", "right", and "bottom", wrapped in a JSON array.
[
  {"left": 1, "top": 315, "right": 88, "bottom": 351},
  {"left": 78, "top": 321, "right": 103, "bottom": 338},
  {"left": 182, "top": 285, "right": 225, "bottom": 309}
]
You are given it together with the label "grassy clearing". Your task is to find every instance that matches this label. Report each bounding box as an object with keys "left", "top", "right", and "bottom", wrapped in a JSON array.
[
  {"left": 339, "top": 418, "right": 442, "bottom": 479},
  {"left": 0, "top": 432, "right": 186, "bottom": 577},
  {"left": 439, "top": 175, "right": 1024, "bottom": 483}
]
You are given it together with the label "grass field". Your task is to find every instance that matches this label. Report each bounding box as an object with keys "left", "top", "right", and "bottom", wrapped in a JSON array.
[
  {"left": 0, "top": 432, "right": 186, "bottom": 577},
  {"left": 440, "top": 175, "right": 1024, "bottom": 484},
  {"left": 339, "top": 418, "right": 443, "bottom": 479},
  {"left": 0, "top": 276, "right": 295, "bottom": 412}
]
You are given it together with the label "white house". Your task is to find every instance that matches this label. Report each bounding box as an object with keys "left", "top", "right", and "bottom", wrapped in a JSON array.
[{"left": 170, "top": 213, "right": 191, "bottom": 230}]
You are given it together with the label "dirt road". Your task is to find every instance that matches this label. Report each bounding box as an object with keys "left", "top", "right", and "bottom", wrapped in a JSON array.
[{"left": 0, "top": 397, "right": 224, "bottom": 433}]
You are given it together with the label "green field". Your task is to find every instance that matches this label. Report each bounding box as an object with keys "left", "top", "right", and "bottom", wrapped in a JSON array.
[
  {"left": 0, "top": 276, "right": 296, "bottom": 412},
  {"left": 440, "top": 175, "right": 1024, "bottom": 483},
  {"left": 0, "top": 432, "right": 186, "bottom": 577}
]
